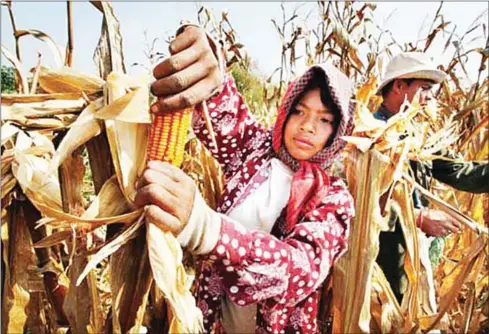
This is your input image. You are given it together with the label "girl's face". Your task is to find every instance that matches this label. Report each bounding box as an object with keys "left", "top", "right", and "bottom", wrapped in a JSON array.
[{"left": 284, "top": 88, "right": 336, "bottom": 161}]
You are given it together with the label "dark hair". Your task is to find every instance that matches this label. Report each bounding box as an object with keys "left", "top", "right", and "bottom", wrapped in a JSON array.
[
  {"left": 381, "top": 78, "right": 416, "bottom": 97},
  {"left": 285, "top": 70, "right": 342, "bottom": 147}
]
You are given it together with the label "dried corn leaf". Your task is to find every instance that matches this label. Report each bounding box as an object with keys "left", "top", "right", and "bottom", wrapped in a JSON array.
[
  {"left": 9, "top": 117, "right": 68, "bottom": 130},
  {"left": 24, "top": 292, "right": 48, "bottom": 334},
  {"left": 150, "top": 283, "right": 169, "bottom": 332},
  {"left": 76, "top": 212, "right": 144, "bottom": 286},
  {"left": 52, "top": 134, "right": 103, "bottom": 334},
  {"left": 1, "top": 44, "right": 29, "bottom": 94},
  {"left": 110, "top": 230, "right": 153, "bottom": 333},
  {"left": 1, "top": 152, "right": 14, "bottom": 177},
  {"left": 63, "top": 242, "right": 104, "bottom": 334},
  {"left": 181, "top": 136, "right": 224, "bottom": 211},
  {"left": 35, "top": 174, "right": 132, "bottom": 247},
  {"left": 460, "top": 116, "right": 489, "bottom": 151},
  {"left": 91, "top": 1, "right": 126, "bottom": 78},
  {"left": 12, "top": 152, "right": 63, "bottom": 211},
  {"left": 461, "top": 282, "right": 477, "bottom": 333},
  {"left": 10, "top": 144, "right": 132, "bottom": 228},
  {"left": 1, "top": 173, "right": 16, "bottom": 200},
  {"left": 391, "top": 179, "right": 421, "bottom": 332},
  {"left": 29, "top": 53, "right": 42, "bottom": 94},
  {"left": 420, "top": 238, "right": 485, "bottom": 331},
  {"left": 49, "top": 98, "right": 104, "bottom": 172},
  {"left": 95, "top": 86, "right": 151, "bottom": 123},
  {"left": 147, "top": 222, "right": 203, "bottom": 333},
  {"left": 333, "top": 148, "right": 395, "bottom": 333},
  {"left": 15, "top": 29, "right": 64, "bottom": 67},
  {"left": 83, "top": 174, "right": 130, "bottom": 219},
  {"left": 29, "top": 199, "right": 142, "bottom": 227},
  {"left": 370, "top": 262, "right": 404, "bottom": 333},
  {"left": 1, "top": 199, "right": 36, "bottom": 334},
  {"left": 103, "top": 72, "right": 149, "bottom": 203},
  {"left": 53, "top": 113, "right": 78, "bottom": 124},
  {"left": 1, "top": 122, "right": 20, "bottom": 146},
  {"left": 342, "top": 136, "right": 374, "bottom": 153},
  {"left": 3, "top": 99, "right": 86, "bottom": 119},
  {"left": 38, "top": 66, "right": 104, "bottom": 95},
  {"left": 33, "top": 229, "right": 73, "bottom": 248},
  {"left": 1, "top": 92, "right": 83, "bottom": 105}
]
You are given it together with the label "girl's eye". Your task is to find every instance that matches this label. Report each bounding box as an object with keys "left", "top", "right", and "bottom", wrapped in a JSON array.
[
  {"left": 291, "top": 108, "right": 304, "bottom": 115},
  {"left": 321, "top": 118, "right": 333, "bottom": 124}
]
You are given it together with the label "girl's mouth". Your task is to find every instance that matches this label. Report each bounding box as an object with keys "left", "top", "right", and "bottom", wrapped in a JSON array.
[{"left": 294, "top": 137, "right": 314, "bottom": 148}]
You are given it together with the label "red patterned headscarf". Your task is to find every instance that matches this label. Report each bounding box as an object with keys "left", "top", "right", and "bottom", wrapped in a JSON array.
[{"left": 272, "top": 64, "right": 355, "bottom": 232}]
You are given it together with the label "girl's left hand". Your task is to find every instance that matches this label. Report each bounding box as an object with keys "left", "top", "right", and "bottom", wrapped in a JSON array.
[{"left": 134, "top": 161, "right": 196, "bottom": 234}]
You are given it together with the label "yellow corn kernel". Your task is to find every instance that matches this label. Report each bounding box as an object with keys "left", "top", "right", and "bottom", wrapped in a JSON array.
[{"left": 147, "top": 108, "right": 191, "bottom": 167}]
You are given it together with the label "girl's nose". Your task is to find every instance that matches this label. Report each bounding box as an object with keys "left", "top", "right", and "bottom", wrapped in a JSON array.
[{"left": 300, "top": 116, "right": 315, "bottom": 133}]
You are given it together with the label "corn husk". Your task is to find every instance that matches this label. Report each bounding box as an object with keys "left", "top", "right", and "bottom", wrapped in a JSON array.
[
  {"left": 49, "top": 98, "right": 104, "bottom": 172},
  {"left": 147, "top": 222, "right": 203, "bottom": 333},
  {"left": 38, "top": 66, "right": 104, "bottom": 95},
  {"left": 101, "top": 72, "right": 150, "bottom": 204}
]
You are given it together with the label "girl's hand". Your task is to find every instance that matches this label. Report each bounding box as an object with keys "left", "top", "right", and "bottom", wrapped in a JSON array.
[
  {"left": 150, "top": 25, "right": 222, "bottom": 112},
  {"left": 134, "top": 161, "right": 196, "bottom": 234}
]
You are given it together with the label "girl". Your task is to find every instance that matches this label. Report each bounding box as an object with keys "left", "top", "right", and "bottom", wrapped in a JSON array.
[{"left": 136, "top": 25, "right": 355, "bottom": 333}]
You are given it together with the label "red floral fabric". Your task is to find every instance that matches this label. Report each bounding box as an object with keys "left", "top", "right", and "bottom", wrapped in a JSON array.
[{"left": 191, "top": 65, "right": 355, "bottom": 333}]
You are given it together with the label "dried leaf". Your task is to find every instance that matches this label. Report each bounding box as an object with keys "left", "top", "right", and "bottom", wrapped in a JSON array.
[
  {"left": 1, "top": 44, "right": 29, "bottom": 94},
  {"left": 1, "top": 92, "right": 83, "bottom": 105},
  {"left": 91, "top": 1, "right": 126, "bottom": 78},
  {"left": 1, "top": 122, "right": 20, "bottom": 146},
  {"left": 49, "top": 98, "right": 104, "bottom": 172},
  {"left": 3, "top": 99, "right": 86, "bottom": 119},
  {"left": 15, "top": 29, "right": 64, "bottom": 67},
  {"left": 332, "top": 148, "right": 396, "bottom": 333},
  {"left": 38, "top": 66, "right": 104, "bottom": 95},
  {"left": 110, "top": 229, "right": 153, "bottom": 333},
  {"left": 103, "top": 72, "right": 149, "bottom": 204},
  {"left": 12, "top": 152, "right": 63, "bottom": 212},
  {"left": 63, "top": 247, "right": 103, "bottom": 334},
  {"left": 76, "top": 212, "right": 144, "bottom": 286},
  {"left": 33, "top": 229, "right": 72, "bottom": 248},
  {"left": 1, "top": 199, "right": 36, "bottom": 334},
  {"left": 147, "top": 222, "right": 203, "bottom": 333}
]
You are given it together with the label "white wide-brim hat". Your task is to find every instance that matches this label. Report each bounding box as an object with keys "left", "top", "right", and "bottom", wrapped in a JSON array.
[{"left": 376, "top": 52, "right": 447, "bottom": 94}]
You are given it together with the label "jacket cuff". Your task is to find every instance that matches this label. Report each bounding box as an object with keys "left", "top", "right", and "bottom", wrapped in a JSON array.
[{"left": 177, "top": 189, "right": 222, "bottom": 255}]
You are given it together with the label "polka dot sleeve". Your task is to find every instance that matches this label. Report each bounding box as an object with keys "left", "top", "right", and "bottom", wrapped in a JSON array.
[
  {"left": 205, "top": 180, "right": 355, "bottom": 308},
  {"left": 192, "top": 74, "right": 271, "bottom": 181}
]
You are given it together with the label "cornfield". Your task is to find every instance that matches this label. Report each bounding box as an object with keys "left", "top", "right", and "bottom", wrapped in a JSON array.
[{"left": 1, "top": 1, "right": 487, "bottom": 333}]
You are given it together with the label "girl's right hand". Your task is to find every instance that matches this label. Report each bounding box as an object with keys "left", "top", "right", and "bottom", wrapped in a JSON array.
[{"left": 150, "top": 25, "right": 222, "bottom": 113}]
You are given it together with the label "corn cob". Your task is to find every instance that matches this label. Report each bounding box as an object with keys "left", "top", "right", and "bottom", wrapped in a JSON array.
[{"left": 147, "top": 108, "right": 192, "bottom": 167}]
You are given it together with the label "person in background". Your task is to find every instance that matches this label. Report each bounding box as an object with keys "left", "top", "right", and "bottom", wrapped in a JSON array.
[{"left": 374, "top": 51, "right": 488, "bottom": 307}]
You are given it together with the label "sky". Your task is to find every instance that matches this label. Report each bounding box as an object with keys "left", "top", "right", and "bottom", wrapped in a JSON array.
[{"left": 1, "top": 2, "right": 488, "bottom": 86}]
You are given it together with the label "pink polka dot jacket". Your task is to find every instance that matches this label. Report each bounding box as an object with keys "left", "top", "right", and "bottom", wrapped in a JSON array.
[{"left": 191, "top": 64, "right": 355, "bottom": 333}]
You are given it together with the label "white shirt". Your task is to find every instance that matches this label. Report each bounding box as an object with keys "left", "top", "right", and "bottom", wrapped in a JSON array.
[{"left": 221, "top": 158, "right": 293, "bottom": 333}]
